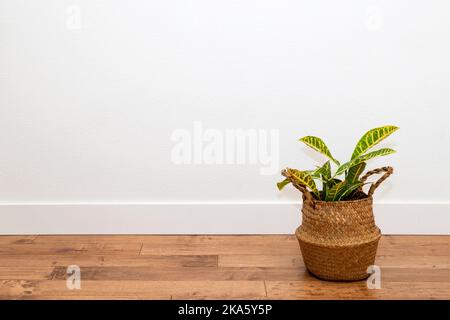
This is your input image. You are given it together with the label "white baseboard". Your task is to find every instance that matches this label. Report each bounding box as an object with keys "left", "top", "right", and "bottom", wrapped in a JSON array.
[{"left": 0, "top": 202, "right": 449, "bottom": 235}]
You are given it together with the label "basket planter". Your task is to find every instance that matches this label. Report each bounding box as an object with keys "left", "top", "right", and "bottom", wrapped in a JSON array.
[
  {"left": 285, "top": 166, "right": 393, "bottom": 281},
  {"left": 296, "top": 195, "right": 381, "bottom": 281}
]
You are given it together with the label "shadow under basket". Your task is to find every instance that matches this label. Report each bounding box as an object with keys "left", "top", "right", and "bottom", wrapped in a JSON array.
[{"left": 295, "top": 195, "right": 381, "bottom": 281}]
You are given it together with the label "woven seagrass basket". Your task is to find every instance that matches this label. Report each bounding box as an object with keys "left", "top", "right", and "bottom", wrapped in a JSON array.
[{"left": 285, "top": 166, "right": 393, "bottom": 281}]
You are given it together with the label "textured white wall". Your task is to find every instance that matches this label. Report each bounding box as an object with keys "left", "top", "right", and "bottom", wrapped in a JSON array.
[{"left": 1, "top": 0, "right": 449, "bottom": 233}]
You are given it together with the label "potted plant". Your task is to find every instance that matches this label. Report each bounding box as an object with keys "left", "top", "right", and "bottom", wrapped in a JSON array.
[{"left": 278, "top": 125, "right": 398, "bottom": 281}]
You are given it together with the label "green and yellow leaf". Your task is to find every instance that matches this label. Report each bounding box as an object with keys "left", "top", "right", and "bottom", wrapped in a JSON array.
[
  {"left": 337, "top": 182, "right": 365, "bottom": 201},
  {"left": 327, "top": 178, "right": 342, "bottom": 189},
  {"left": 346, "top": 162, "right": 366, "bottom": 184},
  {"left": 335, "top": 148, "right": 396, "bottom": 176},
  {"left": 316, "top": 161, "right": 331, "bottom": 199},
  {"left": 351, "top": 125, "right": 399, "bottom": 160},
  {"left": 299, "top": 136, "right": 340, "bottom": 166},
  {"left": 325, "top": 181, "right": 364, "bottom": 201},
  {"left": 325, "top": 180, "right": 346, "bottom": 201},
  {"left": 305, "top": 169, "right": 321, "bottom": 180},
  {"left": 277, "top": 178, "right": 290, "bottom": 191},
  {"left": 315, "top": 161, "right": 331, "bottom": 182},
  {"left": 285, "top": 168, "right": 320, "bottom": 197}
]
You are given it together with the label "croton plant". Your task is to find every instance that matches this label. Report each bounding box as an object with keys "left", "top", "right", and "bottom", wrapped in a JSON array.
[{"left": 278, "top": 125, "right": 399, "bottom": 201}]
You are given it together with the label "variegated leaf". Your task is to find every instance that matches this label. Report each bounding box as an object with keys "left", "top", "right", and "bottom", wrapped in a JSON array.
[
  {"left": 351, "top": 125, "right": 399, "bottom": 160},
  {"left": 285, "top": 168, "right": 320, "bottom": 197},
  {"left": 337, "top": 182, "right": 365, "bottom": 201},
  {"left": 277, "top": 178, "right": 290, "bottom": 191},
  {"left": 325, "top": 180, "right": 346, "bottom": 201},
  {"left": 327, "top": 178, "right": 342, "bottom": 188},
  {"left": 315, "top": 161, "right": 331, "bottom": 182},
  {"left": 346, "top": 162, "right": 366, "bottom": 184},
  {"left": 299, "top": 136, "right": 340, "bottom": 165},
  {"left": 305, "top": 169, "right": 321, "bottom": 180},
  {"left": 335, "top": 148, "right": 396, "bottom": 176},
  {"left": 316, "top": 161, "right": 331, "bottom": 200}
]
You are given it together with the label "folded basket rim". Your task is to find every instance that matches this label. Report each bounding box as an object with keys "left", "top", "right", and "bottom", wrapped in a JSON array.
[
  {"left": 303, "top": 192, "right": 371, "bottom": 204},
  {"left": 296, "top": 226, "right": 382, "bottom": 248}
]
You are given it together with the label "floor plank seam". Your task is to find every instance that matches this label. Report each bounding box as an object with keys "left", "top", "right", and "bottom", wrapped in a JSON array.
[{"left": 263, "top": 280, "right": 268, "bottom": 297}]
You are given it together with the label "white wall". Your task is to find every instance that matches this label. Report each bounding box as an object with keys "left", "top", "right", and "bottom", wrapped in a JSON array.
[{"left": 1, "top": 0, "right": 449, "bottom": 234}]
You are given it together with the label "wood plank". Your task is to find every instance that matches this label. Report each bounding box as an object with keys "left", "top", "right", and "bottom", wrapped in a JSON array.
[
  {"left": 219, "top": 254, "right": 450, "bottom": 269},
  {"left": 0, "top": 280, "right": 266, "bottom": 300},
  {"left": 34, "top": 235, "right": 293, "bottom": 243},
  {"left": 139, "top": 235, "right": 450, "bottom": 256},
  {"left": 0, "top": 235, "right": 38, "bottom": 245},
  {"left": 377, "top": 235, "right": 450, "bottom": 256},
  {"left": 0, "top": 243, "right": 85, "bottom": 255},
  {"left": 34, "top": 235, "right": 150, "bottom": 244},
  {"left": 380, "top": 268, "right": 450, "bottom": 282},
  {"left": 375, "top": 255, "right": 450, "bottom": 268},
  {"left": 219, "top": 255, "right": 303, "bottom": 268},
  {"left": 33, "top": 235, "right": 450, "bottom": 244},
  {"left": 0, "top": 242, "right": 142, "bottom": 255},
  {"left": 266, "top": 280, "right": 375, "bottom": 300},
  {"left": 265, "top": 281, "right": 450, "bottom": 299},
  {"left": 0, "top": 267, "right": 54, "bottom": 280},
  {"left": 30, "top": 235, "right": 450, "bottom": 255},
  {"left": 48, "top": 266, "right": 307, "bottom": 281},
  {"left": 380, "top": 235, "right": 450, "bottom": 244},
  {"left": 30, "top": 265, "right": 450, "bottom": 284},
  {"left": 377, "top": 244, "right": 450, "bottom": 256},
  {"left": 0, "top": 254, "right": 218, "bottom": 268},
  {"left": 141, "top": 235, "right": 299, "bottom": 255}
]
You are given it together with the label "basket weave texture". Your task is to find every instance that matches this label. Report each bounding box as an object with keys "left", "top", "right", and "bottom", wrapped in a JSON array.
[{"left": 296, "top": 195, "right": 381, "bottom": 281}]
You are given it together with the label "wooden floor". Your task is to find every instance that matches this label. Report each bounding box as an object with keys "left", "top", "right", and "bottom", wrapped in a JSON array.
[{"left": 0, "top": 235, "right": 449, "bottom": 299}]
